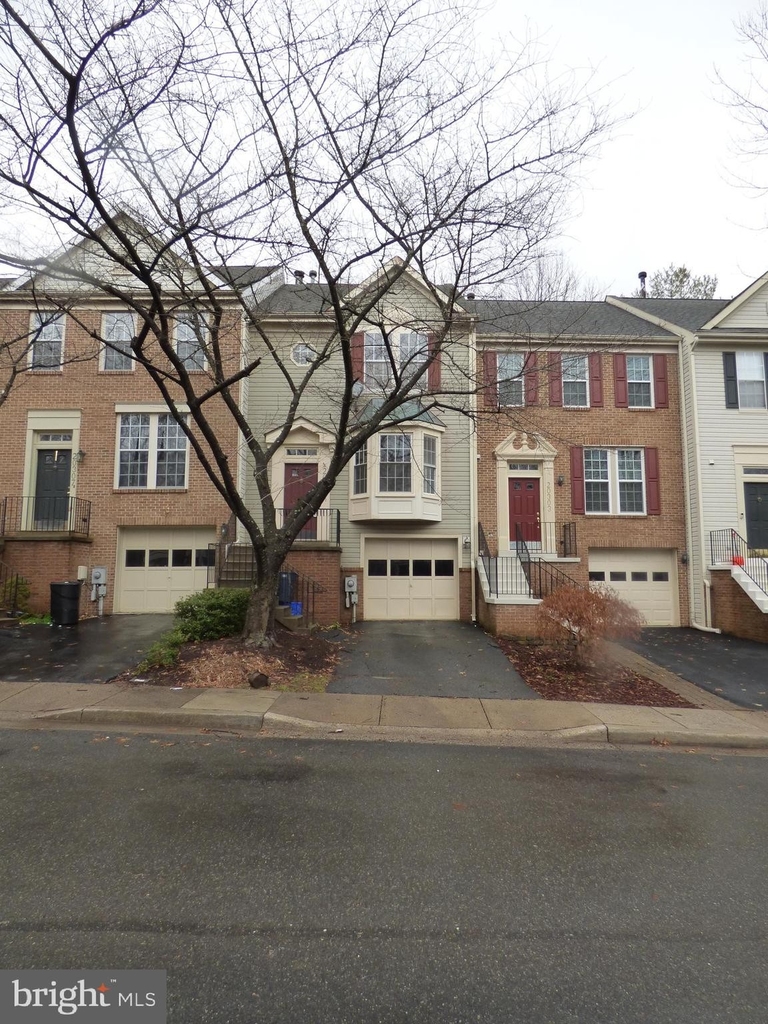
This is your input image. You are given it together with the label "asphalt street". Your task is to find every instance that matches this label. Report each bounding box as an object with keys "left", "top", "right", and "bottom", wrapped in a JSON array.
[{"left": 1, "top": 730, "right": 767, "bottom": 1023}]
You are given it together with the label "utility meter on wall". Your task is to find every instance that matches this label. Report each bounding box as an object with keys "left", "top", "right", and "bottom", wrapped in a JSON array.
[{"left": 344, "top": 576, "right": 358, "bottom": 593}]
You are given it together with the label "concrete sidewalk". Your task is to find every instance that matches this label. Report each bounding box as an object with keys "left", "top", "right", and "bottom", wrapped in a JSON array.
[{"left": 2, "top": 679, "right": 768, "bottom": 749}]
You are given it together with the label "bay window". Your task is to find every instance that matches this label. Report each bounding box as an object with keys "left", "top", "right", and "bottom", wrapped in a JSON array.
[{"left": 379, "top": 434, "right": 412, "bottom": 492}]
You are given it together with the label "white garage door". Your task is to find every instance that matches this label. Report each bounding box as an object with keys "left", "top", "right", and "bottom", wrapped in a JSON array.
[
  {"left": 365, "top": 538, "right": 459, "bottom": 620},
  {"left": 588, "top": 548, "right": 677, "bottom": 627},
  {"left": 115, "top": 526, "right": 217, "bottom": 613}
]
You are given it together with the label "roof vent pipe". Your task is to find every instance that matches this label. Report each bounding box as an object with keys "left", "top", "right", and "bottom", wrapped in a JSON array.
[
  {"left": 308, "top": 270, "right": 317, "bottom": 282},
  {"left": 465, "top": 292, "right": 476, "bottom": 300},
  {"left": 294, "top": 270, "right": 305, "bottom": 283},
  {"left": 638, "top": 270, "right": 647, "bottom": 298}
]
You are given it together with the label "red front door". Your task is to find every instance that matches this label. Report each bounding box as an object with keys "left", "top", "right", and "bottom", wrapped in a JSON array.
[
  {"left": 284, "top": 463, "right": 318, "bottom": 539},
  {"left": 508, "top": 477, "right": 541, "bottom": 545}
]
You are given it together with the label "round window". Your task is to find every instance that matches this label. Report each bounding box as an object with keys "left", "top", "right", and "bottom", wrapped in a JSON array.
[{"left": 291, "top": 343, "right": 314, "bottom": 366}]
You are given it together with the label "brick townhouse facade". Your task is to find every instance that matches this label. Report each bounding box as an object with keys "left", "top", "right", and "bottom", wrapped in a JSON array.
[
  {"left": 472, "top": 300, "right": 689, "bottom": 637},
  {"left": 0, "top": 292, "right": 242, "bottom": 618}
]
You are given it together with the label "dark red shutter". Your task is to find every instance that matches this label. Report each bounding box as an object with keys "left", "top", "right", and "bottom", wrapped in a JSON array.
[
  {"left": 351, "top": 332, "right": 364, "bottom": 382},
  {"left": 524, "top": 351, "right": 538, "bottom": 406},
  {"left": 645, "top": 447, "right": 661, "bottom": 515},
  {"left": 549, "top": 352, "right": 562, "bottom": 406},
  {"left": 653, "top": 353, "right": 668, "bottom": 408},
  {"left": 613, "top": 353, "right": 628, "bottom": 407},
  {"left": 482, "top": 350, "right": 497, "bottom": 408},
  {"left": 570, "top": 446, "right": 585, "bottom": 514},
  {"left": 589, "top": 353, "right": 603, "bottom": 407},
  {"left": 427, "top": 333, "right": 441, "bottom": 391}
]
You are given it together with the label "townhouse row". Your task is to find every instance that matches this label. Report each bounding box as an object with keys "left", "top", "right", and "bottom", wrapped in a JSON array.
[{"left": 1, "top": 249, "right": 767, "bottom": 643}]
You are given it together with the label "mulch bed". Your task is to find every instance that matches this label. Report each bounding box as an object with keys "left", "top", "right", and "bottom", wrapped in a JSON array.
[
  {"left": 496, "top": 637, "right": 696, "bottom": 708},
  {"left": 117, "top": 627, "right": 339, "bottom": 691}
]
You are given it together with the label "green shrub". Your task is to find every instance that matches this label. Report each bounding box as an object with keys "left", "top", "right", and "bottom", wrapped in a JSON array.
[
  {"left": 0, "top": 576, "right": 30, "bottom": 615},
  {"left": 174, "top": 588, "right": 250, "bottom": 641},
  {"left": 138, "top": 628, "right": 187, "bottom": 670}
]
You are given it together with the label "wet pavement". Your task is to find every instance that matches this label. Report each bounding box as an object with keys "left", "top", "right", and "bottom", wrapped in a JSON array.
[
  {"left": 623, "top": 627, "right": 768, "bottom": 710},
  {"left": 327, "top": 620, "right": 539, "bottom": 699},
  {"left": 0, "top": 614, "right": 173, "bottom": 683}
]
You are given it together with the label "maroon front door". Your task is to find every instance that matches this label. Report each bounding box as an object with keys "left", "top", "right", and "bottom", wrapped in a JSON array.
[
  {"left": 284, "top": 463, "right": 318, "bottom": 539},
  {"left": 508, "top": 477, "right": 541, "bottom": 545}
]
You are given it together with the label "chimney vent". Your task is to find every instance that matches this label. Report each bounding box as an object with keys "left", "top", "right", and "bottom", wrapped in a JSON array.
[
  {"left": 466, "top": 292, "right": 476, "bottom": 300},
  {"left": 638, "top": 270, "right": 647, "bottom": 299},
  {"left": 294, "top": 270, "right": 305, "bottom": 283},
  {"left": 308, "top": 270, "right": 317, "bottom": 282}
]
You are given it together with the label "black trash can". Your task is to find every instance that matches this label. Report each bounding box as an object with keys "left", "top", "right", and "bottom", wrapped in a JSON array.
[
  {"left": 50, "top": 581, "right": 82, "bottom": 626},
  {"left": 277, "top": 571, "right": 297, "bottom": 606}
]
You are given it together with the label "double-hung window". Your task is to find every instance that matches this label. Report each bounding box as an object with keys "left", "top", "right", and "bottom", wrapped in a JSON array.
[
  {"left": 626, "top": 356, "right": 652, "bottom": 408},
  {"left": 562, "top": 354, "right": 588, "bottom": 407},
  {"left": 175, "top": 313, "right": 207, "bottom": 371},
  {"left": 102, "top": 312, "right": 135, "bottom": 371},
  {"left": 379, "top": 434, "right": 412, "bottom": 492},
  {"left": 30, "top": 312, "right": 64, "bottom": 370},
  {"left": 117, "top": 412, "right": 188, "bottom": 489},
  {"left": 736, "top": 352, "right": 767, "bottom": 409},
  {"left": 364, "top": 331, "right": 390, "bottom": 388},
  {"left": 353, "top": 446, "right": 368, "bottom": 495},
  {"left": 584, "top": 448, "right": 645, "bottom": 514},
  {"left": 399, "top": 332, "right": 428, "bottom": 385},
  {"left": 423, "top": 435, "right": 437, "bottom": 494},
  {"left": 497, "top": 352, "right": 524, "bottom": 407}
]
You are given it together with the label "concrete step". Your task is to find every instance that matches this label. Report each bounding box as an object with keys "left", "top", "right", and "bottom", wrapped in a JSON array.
[{"left": 731, "top": 567, "right": 768, "bottom": 613}]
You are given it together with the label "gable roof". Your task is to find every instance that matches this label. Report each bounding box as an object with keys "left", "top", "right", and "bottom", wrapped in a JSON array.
[
  {"left": 611, "top": 297, "right": 730, "bottom": 332},
  {"left": 469, "top": 299, "right": 677, "bottom": 339}
]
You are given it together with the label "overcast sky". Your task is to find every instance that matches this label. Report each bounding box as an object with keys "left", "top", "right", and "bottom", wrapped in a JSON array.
[{"left": 495, "top": 0, "right": 764, "bottom": 298}]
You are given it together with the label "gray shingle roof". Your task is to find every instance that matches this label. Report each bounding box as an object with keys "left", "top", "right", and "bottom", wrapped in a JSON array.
[
  {"left": 214, "top": 264, "right": 280, "bottom": 287},
  {"left": 468, "top": 299, "right": 677, "bottom": 339},
  {"left": 611, "top": 297, "right": 731, "bottom": 332}
]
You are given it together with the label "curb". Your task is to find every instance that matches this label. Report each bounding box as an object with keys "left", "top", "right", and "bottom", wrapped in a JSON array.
[
  {"left": 604, "top": 726, "right": 768, "bottom": 749},
  {"left": 34, "top": 707, "right": 266, "bottom": 733}
]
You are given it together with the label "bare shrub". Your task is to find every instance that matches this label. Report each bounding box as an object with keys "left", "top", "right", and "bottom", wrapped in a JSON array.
[{"left": 537, "top": 585, "right": 643, "bottom": 665}]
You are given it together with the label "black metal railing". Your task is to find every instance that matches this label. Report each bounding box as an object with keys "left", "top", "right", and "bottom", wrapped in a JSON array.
[
  {"left": 0, "top": 496, "right": 91, "bottom": 536},
  {"left": 710, "top": 528, "right": 768, "bottom": 597},
  {"left": 277, "top": 562, "right": 322, "bottom": 627},
  {"left": 516, "top": 523, "right": 579, "bottom": 599},
  {"left": 0, "top": 560, "right": 27, "bottom": 616},
  {"left": 276, "top": 507, "right": 340, "bottom": 545},
  {"left": 478, "top": 521, "right": 530, "bottom": 596},
  {"left": 511, "top": 520, "right": 577, "bottom": 557}
]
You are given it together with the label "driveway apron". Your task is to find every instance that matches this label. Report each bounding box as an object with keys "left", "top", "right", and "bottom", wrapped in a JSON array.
[
  {"left": 327, "top": 621, "right": 538, "bottom": 699},
  {"left": 0, "top": 614, "right": 174, "bottom": 683}
]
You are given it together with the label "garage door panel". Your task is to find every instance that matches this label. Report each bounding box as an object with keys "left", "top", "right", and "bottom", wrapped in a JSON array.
[
  {"left": 589, "top": 548, "right": 677, "bottom": 627},
  {"left": 116, "top": 527, "right": 216, "bottom": 613},
  {"left": 364, "top": 538, "right": 459, "bottom": 620}
]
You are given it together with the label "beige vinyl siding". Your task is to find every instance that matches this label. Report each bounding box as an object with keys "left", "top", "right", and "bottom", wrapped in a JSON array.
[
  {"left": 713, "top": 282, "right": 768, "bottom": 329},
  {"left": 695, "top": 346, "right": 760, "bottom": 540},
  {"left": 680, "top": 337, "right": 706, "bottom": 625},
  {"left": 243, "top": 287, "right": 473, "bottom": 567}
]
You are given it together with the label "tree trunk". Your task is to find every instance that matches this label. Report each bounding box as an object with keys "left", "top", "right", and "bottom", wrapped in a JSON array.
[{"left": 243, "top": 572, "right": 279, "bottom": 646}]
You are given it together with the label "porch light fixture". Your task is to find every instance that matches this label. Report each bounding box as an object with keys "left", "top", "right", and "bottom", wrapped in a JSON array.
[
  {"left": 557, "top": 474, "right": 564, "bottom": 486},
  {"left": 75, "top": 449, "right": 86, "bottom": 463}
]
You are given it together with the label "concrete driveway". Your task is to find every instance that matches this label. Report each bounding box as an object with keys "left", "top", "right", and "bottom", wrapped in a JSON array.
[
  {"left": 327, "top": 621, "right": 539, "bottom": 699},
  {"left": 0, "top": 614, "right": 174, "bottom": 684},
  {"left": 623, "top": 628, "right": 768, "bottom": 710}
]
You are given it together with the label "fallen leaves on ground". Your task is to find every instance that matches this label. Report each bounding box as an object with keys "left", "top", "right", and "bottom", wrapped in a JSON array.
[{"left": 496, "top": 638, "right": 696, "bottom": 708}]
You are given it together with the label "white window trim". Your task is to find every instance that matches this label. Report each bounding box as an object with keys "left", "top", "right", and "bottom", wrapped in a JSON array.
[
  {"left": 100, "top": 311, "right": 137, "bottom": 372},
  {"left": 28, "top": 311, "right": 65, "bottom": 372},
  {"left": 584, "top": 447, "right": 646, "bottom": 516},
  {"left": 175, "top": 312, "right": 209, "bottom": 373},
  {"left": 363, "top": 329, "right": 428, "bottom": 392},
  {"left": 366, "top": 427, "right": 441, "bottom": 498},
  {"left": 497, "top": 352, "right": 525, "bottom": 408},
  {"left": 626, "top": 355, "right": 654, "bottom": 410},
  {"left": 114, "top": 412, "right": 190, "bottom": 491},
  {"left": 562, "top": 353, "right": 590, "bottom": 409},
  {"left": 735, "top": 351, "right": 767, "bottom": 409},
  {"left": 353, "top": 446, "right": 368, "bottom": 496}
]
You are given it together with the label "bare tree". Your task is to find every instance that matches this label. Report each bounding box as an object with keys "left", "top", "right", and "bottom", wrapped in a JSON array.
[
  {"left": 0, "top": 0, "right": 614, "bottom": 643},
  {"left": 642, "top": 264, "right": 718, "bottom": 300}
]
